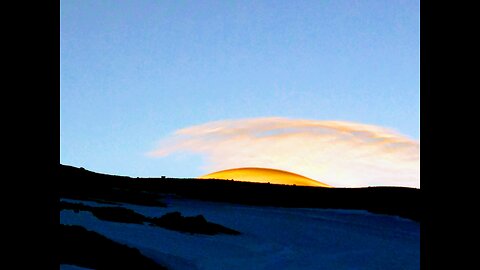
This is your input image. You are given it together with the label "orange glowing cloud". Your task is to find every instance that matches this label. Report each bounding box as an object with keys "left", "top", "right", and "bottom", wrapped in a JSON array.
[
  {"left": 148, "top": 117, "right": 419, "bottom": 188},
  {"left": 199, "top": 167, "right": 332, "bottom": 187}
]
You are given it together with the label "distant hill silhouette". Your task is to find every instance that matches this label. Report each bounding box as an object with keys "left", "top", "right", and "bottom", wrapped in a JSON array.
[
  {"left": 59, "top": 165, "right": 167, "bottom": 207},
  {"left": 59, "top": 164, "right": 421, "bottom": 222}
]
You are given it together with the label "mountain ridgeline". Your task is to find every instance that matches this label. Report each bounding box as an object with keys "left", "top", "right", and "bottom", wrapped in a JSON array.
[{"left": 59, "top": 164, "right": 421, "bottom": 222}]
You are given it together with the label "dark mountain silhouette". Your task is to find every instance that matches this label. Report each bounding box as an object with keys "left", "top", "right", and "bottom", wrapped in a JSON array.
[
  {"left": 59, "top": 165, "right": 166, "bottom": 207},
  {"left": 59, "top": 164, "right": 421, "bottom": 222}
]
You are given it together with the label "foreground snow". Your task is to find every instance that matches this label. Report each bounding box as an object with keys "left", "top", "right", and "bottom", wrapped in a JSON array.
[
  {"left": 60, "top": 264, "right": 94, "bottom": 270},
  {"left": 60, "top": 197, "right": 419, "bottom": 270}
]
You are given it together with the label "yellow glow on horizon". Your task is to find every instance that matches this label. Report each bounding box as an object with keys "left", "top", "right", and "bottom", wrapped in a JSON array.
[{"left": 198, "top": 167, "right": 332, "bottom": 187}]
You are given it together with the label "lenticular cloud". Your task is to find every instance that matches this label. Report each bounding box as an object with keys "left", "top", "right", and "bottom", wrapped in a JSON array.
[{"left": 148, "top": 117, "right": 419, "bottom": 188}]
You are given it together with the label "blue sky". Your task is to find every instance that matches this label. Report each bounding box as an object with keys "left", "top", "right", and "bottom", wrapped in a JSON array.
[{"left": 60, "top": 0, "right": 419, "bottom": 180}]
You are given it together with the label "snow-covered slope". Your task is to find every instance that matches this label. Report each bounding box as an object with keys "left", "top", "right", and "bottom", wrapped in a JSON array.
[{"left": 60, "top": 197, "right": 419, "bottom": 270}]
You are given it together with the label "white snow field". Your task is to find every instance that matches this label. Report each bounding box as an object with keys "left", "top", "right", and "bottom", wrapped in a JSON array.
[{"left": 60, "top": 197, "right": 419, "bottom": 270}]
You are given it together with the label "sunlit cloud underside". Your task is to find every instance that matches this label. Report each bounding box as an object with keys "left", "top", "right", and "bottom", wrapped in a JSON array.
[{"left": 148, "top": 117, "right": 419, "bottom": 188}]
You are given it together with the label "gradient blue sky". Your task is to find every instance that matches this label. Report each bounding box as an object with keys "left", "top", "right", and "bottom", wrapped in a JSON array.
[{"left": 60, "top": 0, "right": 419, "bottom": 179}]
